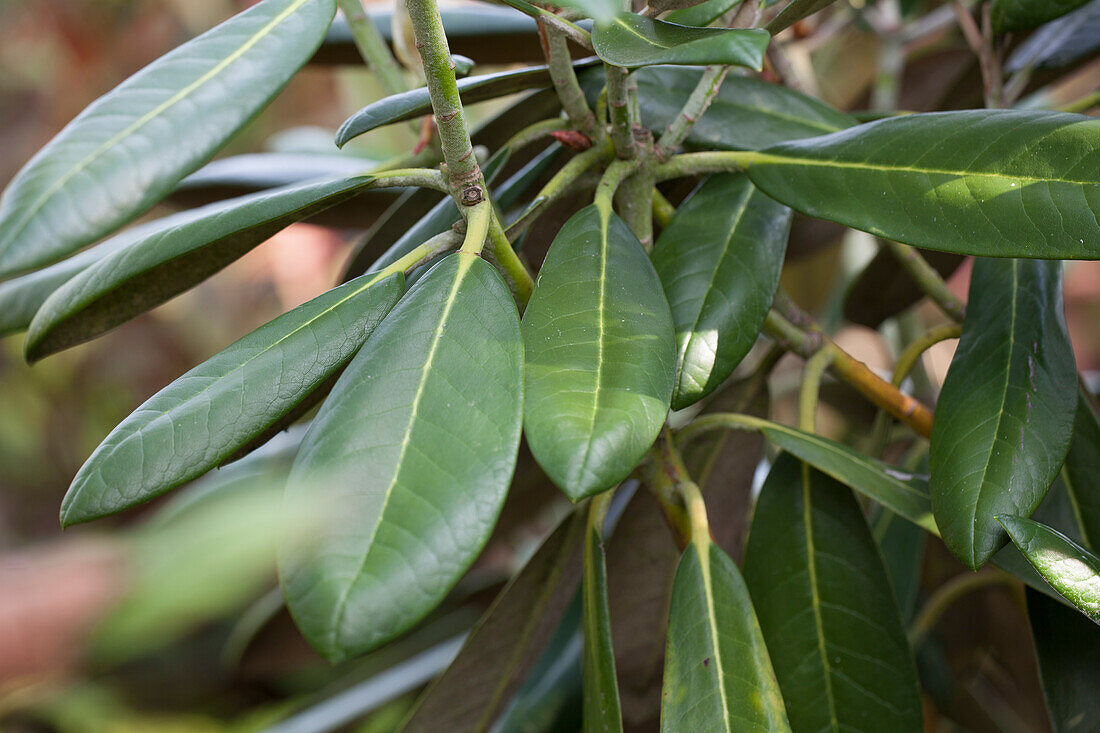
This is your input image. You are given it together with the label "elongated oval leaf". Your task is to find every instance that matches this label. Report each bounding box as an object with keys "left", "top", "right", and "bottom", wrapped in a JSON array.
[
  {"left": 662, "top": 539, "right": 790, "bottom": 732},
  {"left": 992, "top": 0, "right": 1091, "bottom": 32},
  {"left": 522, "top": 205, "right": 676, "bottom": 500},
  {"left": 1007, "top": 0, "right": 1100, "bottom": 72},
  {"left": 667, "top": 0, "right": 746, "bottom": 27},
  {"left": 1000, "top": 515, "right": 1100, "bottom": 623},
  {"left": 336, "top": 59, "right": 599, "bottom": 146},
  {"left": 1025, "top": 588, "right": 1100, "bottom": 732},
  {"left": 58, "top": 271, "right": 404, "bottom": 527},
  {"left": 280, "top": 253, "right": 524, "bottom": 662},
  {"left": 743, "top": 454, "right": 924, "bottom": 732},
  {"left": 0, "top": 0, "right": 336, "bottom": 278},
  {"left": 652, "top": 174, "right": 790, "bottom": 409},
  {"left": 592, "top": 16, "right": 769, "bottom": 69},
  {"left": 498, "top": 0, "right": 621, "bottom": 24},
  {"left": 400, "top": 509, "right": 585, "bottom": 733},
  {"left": 765, "top": 0, "right": 839, "bottom": 33},
  {"left": 25, "top": 174, "right": 376, "bottom": 361},
  {"left": 1064, "top": 394, "right": 1100, "bottom": 549},
  {"left": 583, "top": 521, "right": 623, "bottom": 733},
  {"left": 176, "top": 153, "right": 375, "bottom": 193},
  {"left": 930, "top": 258, "right": 1077, "bottom": 570},
  {"left": 745, "top": 110, "right": 1100, "bottom": 258}
]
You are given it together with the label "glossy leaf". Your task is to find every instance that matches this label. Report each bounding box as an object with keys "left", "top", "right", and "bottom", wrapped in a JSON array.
[
  {"left": 336, "top": 59, "right": 599, "bottom": 146},
  {"left": 661, "top": 539, "right": 790, "bottom": 732},
  {"left": 0, "top": 0, "right": 336, "bottom": 278},
  {"left": 1064, "top": 394, "right": 1100, "bottom": 549},
  {"left": 765, "top": 0, "right": 839, "bottom": 33},
  {"left": 280, "top": 253, "right": 524, "bottom": 662},
  {"left": 667, "top": 0, "right": 745, "bottom": 27},
  {"left": 874, "top": 508, "right": 926, "bottom": 622},
  {"left": 1026, "top": 589, "right": 1100, "bottom": 733},
  {"left": 58, "top": 272, "right": 404, "bottom": 527},
  {"left": 25, "top": 175, "right": 376, "bottom": 361},
  {"left": 592, "top": 16, "right": 769, "bottom": 69},
  {"left": 498, "top": 0, "right": 621, "bottom": 24},
  {"left": 992, "top": 0, "right": 1092, "bottom": 32},
  {"left": 930, "top": 258, "right": 1077, "bottom": 570},
  {"left": 745, "top": 110, "right": 1100, "bottom": 258},
  {"left": 583, "top": 518, "right": 623, "bottom": 733},
  {"left": 652, "top": 174, "right": 790, "bottom": 409},
  {"left": 1007, "top": 0, "right": 1100, "bottom": 72},
  {"left": 522, "top": 205, "right": 676, "bottom": 500},
  {"left": 402, "top": 509, "right": 586, "bottom": 732},
  {"left": 176, "top": 153, "right": 374, "bottom": 193},
  {"left": 743, "top": 454, "right": 924, "bottom": 732},
  {"left": 1000, "top": 515, "right": 1100, "bottom": 623}
]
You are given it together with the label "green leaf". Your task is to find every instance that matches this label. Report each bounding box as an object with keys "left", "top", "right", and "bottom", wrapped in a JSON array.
[
  {"left": 992, "top": 0, "right": 1091, "bottom": 32},
  {"left": 661, "top": 539, "right": 791, "bottom": 732},
  {"left": 1025, "top": 588, "right": 1100, "bottom": 733},
  {"left": 999, "top": 515, "right": 1100, "bottom": 624},
  {"left": 652, "top": 174, "right": 790, "bottom": 409},
  {"left": 592, "top": 16, "right": 769, "bottom": 69},
  {"left": 1064, "top": 393, "right": 1100, "bottom": 549},
  {"left": 743, "top": 454, "right": 924, "bottom": 732},
  {"left": 25, "top": 174, "right": 377, "bottom": 361},
  {"left": 498, "top": 0, "right": 622, "bottom": 25},
  {"left": 176, "top": 152, "right": 374, "bottom": 194},
  {"left": 667, "top": 0, "right": 746, "bottom": 27},
  {"left": 58, "top": 271, "right": 403, "bottom": 527},
  {"left": 873, "top": 508, "right": 926, "bottom": 622},
  {"left": 522, "top": 205, "right": 676, "bottom": 500},
  {"left": 745, "top": 110, "right": 1100, "bottom": 258},
  {"left": 583, "top": 519, "right": 623, "bottom": 733},
  {"left": 765, "top": 0, "right": 839, "bottom": 33},
  {"left": 930, "top": 258, "right": 1077, "bottom": 570},
  {"left": 1007, "top": 0, "right": 1100, "bottom": 72},
  {"left": 401, "top": 509, "right": 585, "bottom": 733},
  {"left": 0, "top": 0, "right": 336, "bottom": 279},
  {"left": 280, "top": 253, "right": 524, "bottom": 662},
  {"left": 336, "top": 59, "right": 599, "bottom": 146}
]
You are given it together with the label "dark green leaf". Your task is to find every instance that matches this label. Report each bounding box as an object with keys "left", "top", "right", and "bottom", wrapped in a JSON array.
[
  {"left": 176, "top": 153, "right": 374, "bottom": 193},
  {"left": 583, "top": 521, "right": 623, "bottom": 733},
  {"left": 662, "top": 539, "right": 790, "bottom": 732},
  {"left": 25, "top": 174, "right": 377, "bottom": 361},
  {"left": 999, "top": 515, "right": 1100, "bottom": 623},
  {"left": 498, "top": 0, "right": 621, "bottom": 24},
  {"left": 522, "top": 205, "right": 676, "bottom": 500},
  {"left": 0, "top": 0, "right": 336, "bottom": 278},
  {"left": 652, "top": 173, "right": 790, "bottom": 409},
  {"left": 992, "top": 0, "right": 1092, "bottom": 32},
  {"left": 58, "top": 272, "right": 403, "bottom": 527},
  {"left": 667, "top": 0, "right": 745, "bottom": 27},
  {"left": 873, "top": 508, "right": 926, "bottom": 622},
  {"left": 402, "top": 509, "right": 585, "bottom": 732},
  {"left": 1026, "top": 588, "right": 1100, "bottom": 733},
  {"left": 592, "top": 16, "right": 769, "bottom": 69},
  {"left": 1064, "top": 393, "right": 1100, "bottom": 549},
  {"left": 745, "top": 111, "right": 1100, "bottom": 258},
  {"left": 743, "top": 454, "right": 924, "bottom": 732},
  {"left": 930, "top": 258, "right": 1077, "bottom": 570},
  {"left": 280, "top": 253, "right": 524, "bottom": 662},
  {"left": 765, "top": 0, "right": 839, "bottom": 33},
  {"left": 1007, "top": 0, "right": 1100, "bottom": 72},
  {"left": 336, "top": 59, "right": 599, "bottom": 146}
]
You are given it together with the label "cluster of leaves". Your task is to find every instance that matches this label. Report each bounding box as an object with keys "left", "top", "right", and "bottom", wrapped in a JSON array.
[{"left": 1, "top": 0, "right": 1099, "bottom": 729}]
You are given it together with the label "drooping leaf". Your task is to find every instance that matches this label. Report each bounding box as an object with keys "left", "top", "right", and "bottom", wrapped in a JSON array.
[
  {"left": 582, "top": 517, "right": 624, "bottom": 733},
  {"left": 522, "top": 205, "right": 676, "bottom": 500},
  {"left": 992, "top": 0, "right": 1092, "bottom": 33},
  {"left": 401, "top": 509, "right": 586, "bottom": 733},
  {"left": 661, "top": 539, "right": 790, "bottom": 732},
  {"left": 743, "top": 454, "right": 924, "bottom": 732},
  {"left": 765, "top": 0, "right": 839, "bottom": 33},
  {"left": 336, "top": 59, "right": 599, "bottom": 146},
  {"left": 0, "top": 0, "right": 336, "bottom": 279},
  {"left": 930, "top": 258, "right": 1077, "bottom": 570},
  {"left": 1064, "top": 393, "right": 1100, "bottom": 549},
  {"left": 1006, "top": 0, "right": 1100, "bottom": 72},
  {"left": 1000, "top": 515, "right": 1100, "bottom": 623},
  {"left": 1026, "top": 588, "right": 1100, "bottom": 733},
  {"left": 280, "top": 253, "right": 524, "bottom": 662},
  {"left": 592, "top": 16, "right": 769, "bottom": 69},
  {"left": 745, "top": 110, "right": 1100, "bottom": 259},
  {"left": 175, "top": 153, "right": 375, "bottom": 194},
  {"left": 652, "top": 174, "right": 790, "bottom": 409},
  {"left": 25, "top": 174, "right": 377, "bottom": 361},
  {"left": 873, "top": 508, "right": 926, "bottom": 622},
  {"left": 58, "top": 272, "right": 404, "bottom": 527},
  {"left": 667, "top": 0, "right": 745, "bottom": 27}
]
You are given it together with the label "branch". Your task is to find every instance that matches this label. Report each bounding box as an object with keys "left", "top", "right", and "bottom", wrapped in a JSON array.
[
  {"left": 653, "top": 150, "right": 760, "bottom": 181},
  {"left": 655, "top": 65, "right": 729, "bottom": 159},
  {"left": 539, "top": 20, "right": 598, "bottom": 138},
  {"left": 881, "top": 239, "right": 966, "bottom": 323},
  {"left": 336, "top": 0, "right": 409, "bottom": 98},
  {"left": 604, "top": 64, "right": 636, "bottom": 159}
]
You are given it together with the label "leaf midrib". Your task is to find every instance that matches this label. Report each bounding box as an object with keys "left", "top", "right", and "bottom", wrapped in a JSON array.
[
  {"left": 1, "top": 0, "right": 315, "bottom": 253},
  {"left": 801, "top": 462, "right": 841, "bottom": 732},
  {"left": 572, "top": 210, "right": 610, "bottom": 489},
  {"left": 694, "top": 540, "right": 734, "bottom": 731}
]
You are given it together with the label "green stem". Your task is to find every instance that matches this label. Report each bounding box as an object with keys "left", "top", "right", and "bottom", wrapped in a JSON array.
[
  {"left": 459, "top": 201, "right": 492, "bottom": 255},
  {"left": 503, "top": 118, "right": 570, "bottom": 153},
  {"left": 405, "top": 0, "right": 483, "bottom": 201},
  {"left": 485, "top": 214, "right": 535, "bottom": 307},
  {"left": 655, "top": 65, "right": 729, "bottom": 158},
  {"left": 676, "top": 413, "right": 769, "bottom": 446},
  {"left": 892, "top": 324, "right": 962, "bottom": 388},
  {"left": 652, "top": 188, "right": 675, "bottom": 228},
  {"left": 367, "top": 167, "right": 449, "bottom": 193},
  {"left": 647, "top": 427, "right": 694, "bottom": 550},
  {"left": 595, "top": 159, "right": 641, "bottom": 216},
  {"left": 366, "top": 230, "right": 461, "bottom": 285},
  {"left": 336, "top": 0, "right": 409, "bottom": 98},
  {"left": 909, "top": 572, "right": 1014, "bottom": 646},
  {"left": 604, "top": 64, "right": 636, "bottom": 159},
  {"left": 653, "top": 151, "right": 761, "bottom": 182},
  {"left": 506, "top": 142, "right": 611, "bottom": 239},
  {"left": 616, "top": 163, "right": 655, "bottom": 248},
  {"left": 799, "top": 348, "right": 835, "bottom": 433},
  {"left": 882, "top": 239, "right": 966, "bottom": 323},
  {"left": 539, "top": 20, "right": 598, "bottom": 137}
]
